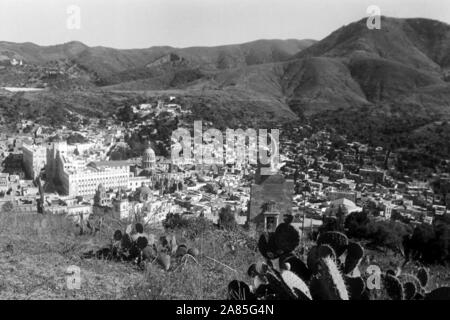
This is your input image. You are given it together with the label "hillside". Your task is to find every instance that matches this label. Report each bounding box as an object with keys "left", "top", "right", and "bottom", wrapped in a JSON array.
[
  {"left": 0, "top": 39, "right": 315, "bottom": 85},
  {"left": 1, "top": 16, "right": 450, "bottom": 163},
  {"left": 1, "top": 212, "right": 450, "bottom": 300}
]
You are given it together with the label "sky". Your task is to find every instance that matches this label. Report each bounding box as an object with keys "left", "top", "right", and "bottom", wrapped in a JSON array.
[{"left": 0, "top": 0, "right": 449, "bottom": 49}]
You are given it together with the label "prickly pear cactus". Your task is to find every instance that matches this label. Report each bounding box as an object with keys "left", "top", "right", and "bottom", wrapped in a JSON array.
[
  {"left": 307, "top": 244, "right": 336, "bottom": 274},
  {"left": 247, "top": 263, "right": 258, "bottom": 278},
  {"left": 344, "top": 275, "right": 366, "bottom": 300},
  {"left": 343, "top": 241, "right": 364, "bottom": 275},
  {"left": 310, "top": 256, "right": 349, "bottom": 300},
  {"left": 386, "top": 269, "right": 396, "bottom": 277},
  {"left": 258, "top": 232, "right": 282, "bottom": 259},
  {"left": 157, "top": 252, "right": 171, "bottom": 271},
  {"left": 280, "top": 255, "right": 311, "bottom": 282},
  {"left": 317, "top": 231, "right": 349, "bottom": 257},
  {"left": 398, "top": 273, "right": 422, "bottom": 296},
  {"left": 175, "top": 244, "right": 188, "bottom": 257},
  {"left": 274, "top": 222, "right": 300, "bottom": 254},
  {"left": 416, "top": 267, "right": 429, "bottom": 289},
  {"left": 264, "top": 269, "right": 298, "bottom": 300},
  {"left": 382, "top": 274, "right": 404, "bottom": 300},
  {"left": 280, "top": 270, "right": 312, "bottom": 300},
  {"left": 403, "top": 282, "right": 417, "bottom": 300}
]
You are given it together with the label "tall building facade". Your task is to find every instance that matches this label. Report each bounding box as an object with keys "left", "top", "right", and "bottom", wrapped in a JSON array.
[
  {"left": 22, "top": 144, "right": 47, "bottom": 179},
  {"left": 60, "top": 161, "right": 130, "bottom": 197}
]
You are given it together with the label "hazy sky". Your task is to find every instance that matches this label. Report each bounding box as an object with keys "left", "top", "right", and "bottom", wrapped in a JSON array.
[{"left": 0, "top": 0, "right": 449, "bottom": 48}]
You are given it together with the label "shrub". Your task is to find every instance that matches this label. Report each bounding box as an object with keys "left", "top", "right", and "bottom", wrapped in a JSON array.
[
  {"left": 366, "top": 220, "right": 411, "bottom": 252},
  {"left": 163, "top": 213, "right": 190, "bottom": 230},
  {"left": 345, "top": 211, "right": 370, "bottom": 238},
  {"left": 407, "top": 223, "right": 450, "bottom": 264},
  {"left": 163, "top": 213, "right": 214, "bottom": 239}
]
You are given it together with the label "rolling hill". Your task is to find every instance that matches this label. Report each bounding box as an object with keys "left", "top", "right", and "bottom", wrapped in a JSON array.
[
  {"left": 1, "top": 16, "right": 450, "bottom": 163},
  {"left": 0, "top": 38, "right": 315, "bottom": 85}
]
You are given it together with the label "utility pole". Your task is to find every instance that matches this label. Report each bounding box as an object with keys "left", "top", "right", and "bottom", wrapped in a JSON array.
[{"left": 301, "top": 184, "right": 306, "bottom": 254}]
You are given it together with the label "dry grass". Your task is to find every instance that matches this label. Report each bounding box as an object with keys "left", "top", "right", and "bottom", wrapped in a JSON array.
[
  {"left": 0, "top": 212, "right": 141, "bottom": 299},
  {"left": 123, "top": 227, "right": 260, "bottom": 300},
  {"left": 0, "top": 212, "right": 259, "bottom": 300},
  {"left": 2, "top": 211, "right": 448, "bottom": 300}
]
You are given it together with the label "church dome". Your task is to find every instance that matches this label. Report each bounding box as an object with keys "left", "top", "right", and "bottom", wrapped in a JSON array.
[
  {"left": 142, "top": 147, "right": 156, "bottom": 162},
  {"left": 142, "top": 147, "right": 156, "bottom": 169}
]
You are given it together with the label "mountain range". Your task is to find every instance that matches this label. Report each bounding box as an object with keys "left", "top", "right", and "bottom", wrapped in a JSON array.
[{"left": 1, "top": 16, "right": 450, "bottom": 162}]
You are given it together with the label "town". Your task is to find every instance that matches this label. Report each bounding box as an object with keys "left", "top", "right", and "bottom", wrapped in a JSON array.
[{"left": 0, "top": 94, "right": 448, "bottom": 243}]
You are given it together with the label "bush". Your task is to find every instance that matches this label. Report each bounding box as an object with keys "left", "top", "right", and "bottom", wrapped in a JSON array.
[
  {"left": 406, "top": 223, "right": 450, "bottom": 264},
  {"left": 345, "top": 211, "right": 370, "bottom": 238},
  {"left": 163, "top": 213, "right": 190, "bottom": 230},
  {"left": 163, "top": 213, "right": 214, "bottom": 239},
  {"left": 366, "top": 220, "right": 411, "bottom": 252}
]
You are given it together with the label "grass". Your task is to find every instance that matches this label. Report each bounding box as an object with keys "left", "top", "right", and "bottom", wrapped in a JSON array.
[
  {"left": 124, "top": 227, "right": 260, "bottom": 300},
  {"left": 0, "top": 212, "right": 259, "bottom": 300},
  {"left": 0, "top": 212, "right": 141, "bottom": 299},
  {"left": 1, "top": 211, "right": 449, "bottom": 300}
]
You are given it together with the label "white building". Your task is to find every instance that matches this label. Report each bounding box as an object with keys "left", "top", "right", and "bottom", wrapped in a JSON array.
[
  {"left": 22, "top": 144, "right": 47, "bottom": 179},
  {"left": 60, "top": 161, "right": 130, "bottom": 197}
]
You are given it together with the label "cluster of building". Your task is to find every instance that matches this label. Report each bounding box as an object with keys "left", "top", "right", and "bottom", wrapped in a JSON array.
[
  {"left": 278, "top": 127, "right": 450, "bottom": 231},
  {"left": 0, "top": 99, "right": 449, "bottom": 238}
]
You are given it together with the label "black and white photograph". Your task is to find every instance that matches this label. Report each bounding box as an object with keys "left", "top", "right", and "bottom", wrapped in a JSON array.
[{"left": 0, "top": 0, "right": 449, "bottom": 305}]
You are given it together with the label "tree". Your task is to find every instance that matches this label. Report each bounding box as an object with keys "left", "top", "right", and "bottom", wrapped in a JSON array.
[
  {"left": 431, "top": 178, "right": 450, "bottom": 206},
  {"left": 367, "top": 220, "right": 411, "bottom": 252},
  {"left": 363, "top": 199, "right": 380, "bottom": 217},
  {"left": 407, "top": 223, "right": 450, "bottom": 264},
  {"left": 345, "top": 211, "right": 370, "bottom": 238}
]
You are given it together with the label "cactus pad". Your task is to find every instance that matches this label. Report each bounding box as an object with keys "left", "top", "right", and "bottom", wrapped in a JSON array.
[
  {"left": 307, "top": 244, "right": 336, "bottom": 274},
  {"left": 256, "top": 261, "right": 269, "bottom": 274},
  {"left": 343, "top": 242, "right": 364, "bottom": 274},
  {"left": 175, "top": 244, "right": 188, "bottom": 257},
  {"left": 398, "top": 273, "right": 422, "bottom": 295},
  {"left": 382, "top": 274, "right": 404, "bottom": 300},
  {"left": 274, "top": 222, "right": 300, "bottom": 254},
  {"left": 281, "top": 270, "right": 312, "bottom": 300},
  {"left": 386, "top": 269, "right": 396, "bottom": 277},
  {"left": 311, "top": 256, "right": 349, "bottom": 300},
  {"left": 253, "top": 275, "right": 269, "bottom": 290},
  {"left": 157, "top": 252, "right": 171, "bottom": 271},
  {"left": 403, "top": 282, "right": 417, "bottom": 300},
  {"left": 258, "top": 232, "right": 281, "bottom": 259},
  {"left": 344, "top": 275, "right": 366, "bottom": 300},
  {"left": 247, "top": 263, "right": 258, "bottom": 278},
  {"left": 317, "top": 231, "right": 349, "bottom": 257},
  {"left": 416, "top": 267, "right": 429, "bottom": 289},
  {"left": 187, "top": 247, "right": 199, "bottom": 257},
  {"left": 281, "top": 255, "right": 311, "bottom": 282},
  {"left": 265, "top": 269, "right": 297, "bottom": 300}
]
